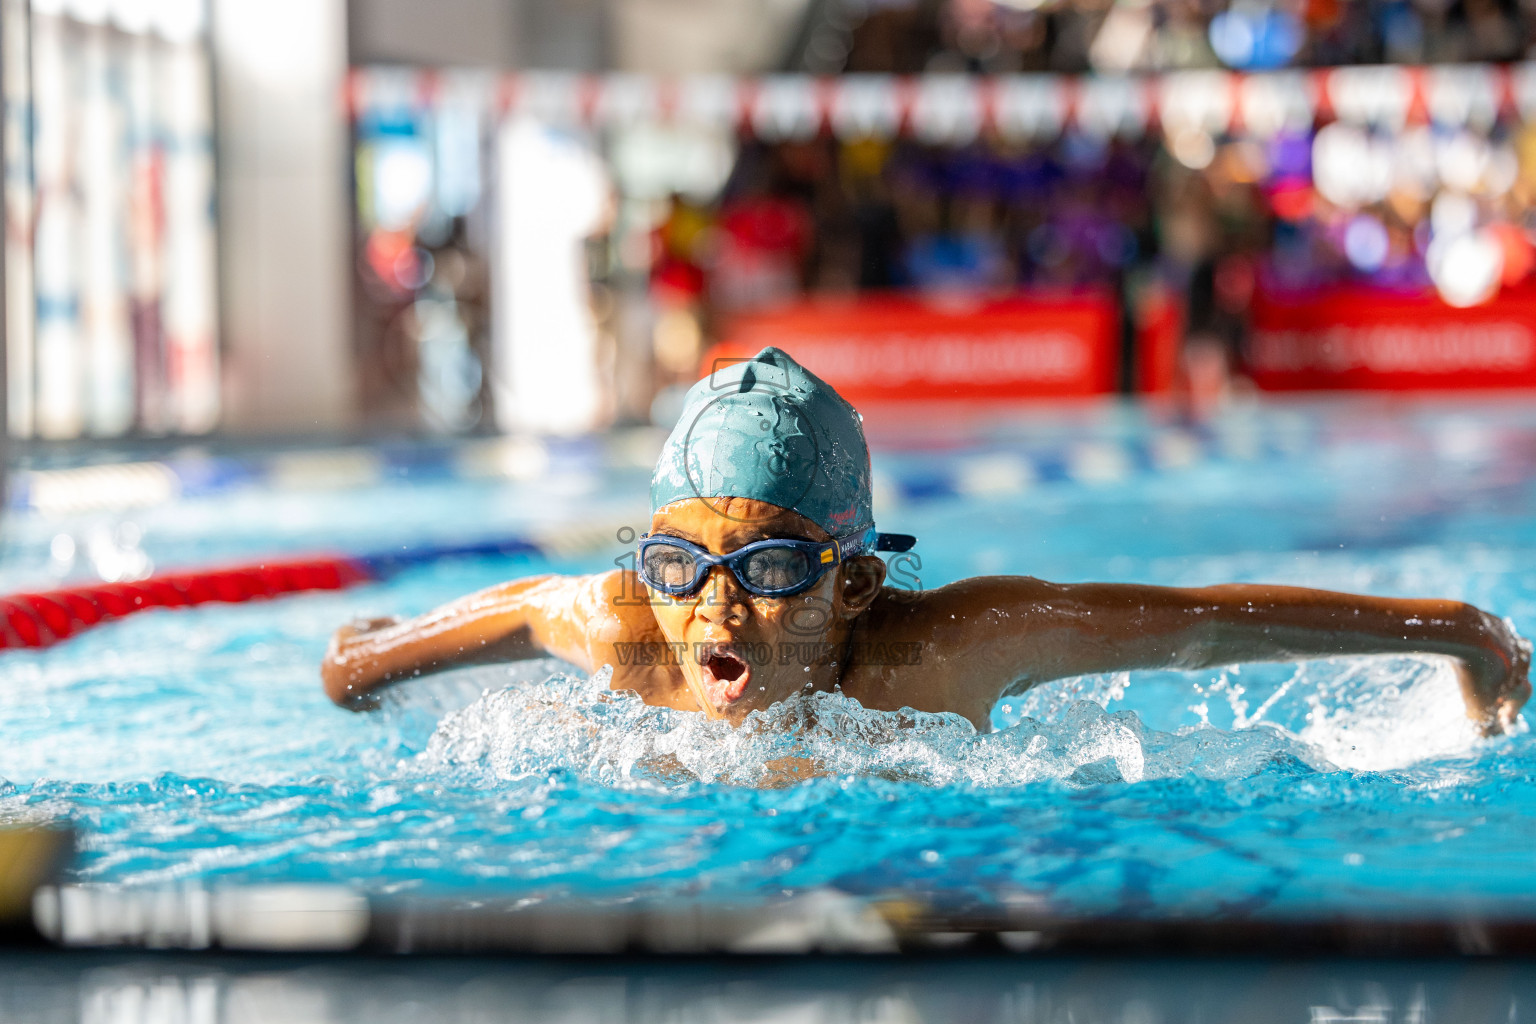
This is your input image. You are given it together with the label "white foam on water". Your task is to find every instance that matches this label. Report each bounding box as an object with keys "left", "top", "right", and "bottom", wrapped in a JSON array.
[
  {"left": 1290, "top": 657, "right": 1487, "bottom": 771},
  {"left": 418, "top": 633, "right": 1528, "bottom": 788},
  {"left": 421, "top": 664, "right": 1345, "bottom": 789}
]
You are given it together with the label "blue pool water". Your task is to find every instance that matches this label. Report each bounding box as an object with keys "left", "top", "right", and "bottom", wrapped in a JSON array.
[{"left": 5, "top": 398, "right": 1536, "bottom": 920}]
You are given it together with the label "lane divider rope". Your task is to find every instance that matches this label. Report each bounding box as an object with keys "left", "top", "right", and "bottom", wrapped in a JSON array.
[
  {"left": 9, "top": 425, "right": 1302, "bottom": 517},
  {"left": 0, "top": 537, "right": 546, "bottom": 651},
  {"left": 9, "top": 436, "right": 612, "bottom": 516},
  {"left": 0, "top": 426, "right": 1316, "bottom": 648}
]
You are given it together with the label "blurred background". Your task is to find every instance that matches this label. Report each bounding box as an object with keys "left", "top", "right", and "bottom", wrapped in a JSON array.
[
  {"left": 16, "top": 1, "right": 1536, "bottom": 990},
  {"left": 8, "top": 0, "right": 1536, "bottom": 446}
]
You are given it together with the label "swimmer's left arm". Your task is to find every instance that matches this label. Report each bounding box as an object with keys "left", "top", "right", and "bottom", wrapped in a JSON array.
[{"left": 940, "top": 577, "right": 1531, "bottom": 734}]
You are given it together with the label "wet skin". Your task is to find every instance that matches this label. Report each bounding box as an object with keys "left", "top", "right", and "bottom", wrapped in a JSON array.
[{"left": 323, "top": 497, "right": 1532, "bottom": 735}]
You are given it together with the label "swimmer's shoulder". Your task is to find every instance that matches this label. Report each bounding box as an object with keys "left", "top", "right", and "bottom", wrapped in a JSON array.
[
  {"left": 574, "top": 570, "right": 697, "bottom": 708},
  {"left": 576, "top": 569, "right": 666, "bottom": 645},
  {"left": 844, "top": 576, "right": 1062, "bottom": 727},
  {"left": 859, "top": 575, "right": 1059, "bottom": 637}
]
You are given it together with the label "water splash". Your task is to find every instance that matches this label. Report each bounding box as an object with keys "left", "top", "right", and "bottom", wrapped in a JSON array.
[
  {"left": 422, "top": 665, "right": 1340, "bottom": 789},
  {"left": 998, "top": 671, "right": 1132, "bottom": 723},
  {"left": 1292, "top": 657, "right": 1487, "bottom": 771},
  {"left": 420, "top": 644, "right": 1512, "bottom": 789}
]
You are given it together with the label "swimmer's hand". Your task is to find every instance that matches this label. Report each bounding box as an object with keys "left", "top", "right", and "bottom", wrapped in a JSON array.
[
  {"left": 322, "top": 617, "right": 405, "bottom": 709},
  {"left": 1454, "top": 616, "right": 1531, "bottom": 736}
]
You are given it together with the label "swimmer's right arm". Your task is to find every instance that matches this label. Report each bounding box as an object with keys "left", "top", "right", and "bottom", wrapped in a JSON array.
[{"left": 320, "top": 573, "right": 611, "bottom": 709}]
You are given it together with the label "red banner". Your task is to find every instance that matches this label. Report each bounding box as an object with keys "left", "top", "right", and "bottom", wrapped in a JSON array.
[
  {"left": 707, "top": 292, "right": 1120, "bottom": 403},
  {"left": 1134, "top": 284, "right": 1184, "bottom": 394},
  {"left": 1248, "top": 287, "right": 1536, "bottom": 391}
]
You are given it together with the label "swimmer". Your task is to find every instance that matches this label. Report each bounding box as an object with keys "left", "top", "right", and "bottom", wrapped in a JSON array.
[{"left": 323, "top": 347, "right": 1531, "bottom": 736}]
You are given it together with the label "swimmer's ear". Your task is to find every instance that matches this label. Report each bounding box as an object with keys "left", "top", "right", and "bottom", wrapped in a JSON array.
[{"left": 838, "top": 555, "right": 886, "bottom": 618}]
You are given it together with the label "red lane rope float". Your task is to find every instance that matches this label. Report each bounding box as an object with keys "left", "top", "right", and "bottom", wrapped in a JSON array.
[
  {"left": 0, "top": 556, "right": 372, "bottom": 650},
  {"left": 0, "top": 535, "right": 548, "bottom": 651}
]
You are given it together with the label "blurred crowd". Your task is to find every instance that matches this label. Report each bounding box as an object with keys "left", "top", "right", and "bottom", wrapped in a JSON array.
[
  {"left": 803, "top": 0, "right": 1536, "bottom": 75},
  {"left": 652, "top": 136, "right": 1151, "bottom": 304},
  {"left": 354, "top": 96, "right": 1536, "bottom": 423},
  {"left": 346, "top": 0, "right": 1536, "bottom": 432},
  {"left": 645, "top": 119, "right": 1536, "bottom": 374}
]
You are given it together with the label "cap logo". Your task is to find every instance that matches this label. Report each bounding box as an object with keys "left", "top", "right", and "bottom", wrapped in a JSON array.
[{"left": 678, "top": 374, "right": 821, "bottom": 527}]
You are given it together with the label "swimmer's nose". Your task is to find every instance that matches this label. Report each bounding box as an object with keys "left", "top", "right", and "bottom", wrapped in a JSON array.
[{"left": 696, "top": 566, "right": 748, "bottom": 625}]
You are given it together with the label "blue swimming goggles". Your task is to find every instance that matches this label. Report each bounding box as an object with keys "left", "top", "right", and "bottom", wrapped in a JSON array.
[{"left": 637, "top": 528, "right": 917, "bottom": 599}]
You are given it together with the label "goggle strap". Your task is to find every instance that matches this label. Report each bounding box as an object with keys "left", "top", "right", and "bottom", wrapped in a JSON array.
[{"left": 832, "top": 529, "right": 918, "bottom": 555}]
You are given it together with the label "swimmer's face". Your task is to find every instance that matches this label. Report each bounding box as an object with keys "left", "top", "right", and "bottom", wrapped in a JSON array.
[{"left": 645, "top": 497, "right": 885, "bottom": 724}]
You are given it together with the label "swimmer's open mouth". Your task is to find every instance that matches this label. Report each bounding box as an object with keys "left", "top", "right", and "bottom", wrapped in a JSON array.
[{"left": 698, "top": 646, "right": 751, "bottom": 707}]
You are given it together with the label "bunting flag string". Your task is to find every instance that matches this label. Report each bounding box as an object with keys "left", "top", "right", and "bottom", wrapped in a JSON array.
[{"left": 349, "top": 63, "right": 1536, "bottom": 141}]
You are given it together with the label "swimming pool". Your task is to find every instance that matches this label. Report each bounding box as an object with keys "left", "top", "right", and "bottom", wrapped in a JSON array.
[{"left": 5, "top": 397, "right": 1536, "bottom": 926}]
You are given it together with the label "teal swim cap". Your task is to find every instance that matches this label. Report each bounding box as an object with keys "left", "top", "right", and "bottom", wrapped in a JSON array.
[{"left": 652, "top": 347, "right": 908, "bottom": 548}]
